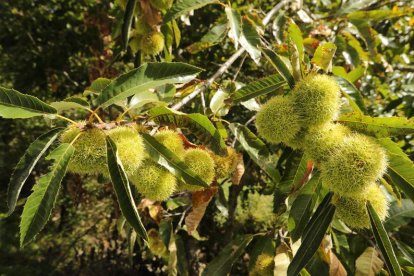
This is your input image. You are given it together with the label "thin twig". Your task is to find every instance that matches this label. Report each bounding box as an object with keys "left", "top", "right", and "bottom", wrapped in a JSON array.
[{"left": 171, "top": 0, "right": 290, "bottom": 111}]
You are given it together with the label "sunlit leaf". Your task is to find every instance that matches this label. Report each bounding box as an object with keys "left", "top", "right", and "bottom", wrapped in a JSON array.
[
  {"left": 51, "top": 97, "right": 90, "bottom": 111},
  {"left": 262, "top": 48, "right": 295, "bottom": 89},
  {"left": 230, "top": 75, "right": 286, "bottom": 103},
  {"left": 311, "top": 42, "right": 337, "bottom": 73},
  {"left": 225, "top": 7, "right": 242, "bottom": 49},
  {"left": 355, "top": 247, "right": 384, "bottom": 276},
  {"left": 164, "top": 0, "right": 217, "bottom": 22}
]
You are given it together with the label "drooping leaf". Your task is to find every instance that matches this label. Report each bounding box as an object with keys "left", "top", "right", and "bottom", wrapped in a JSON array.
[
  {"left": 338, "top": 113, "right": 414, "bottom": 138},
  {"left": 185, "top": 187, "right": 218, "bottom": 234},
  {"left": 384, "top": 199, "right": 414, "bottom": 231},
  {"left": 240, "top": 17, "right": 261, "bottom": 64},
  {"left": 355, "top": 247, "right": 384, "bottom": 276},
  {"left": 20, "top": 143, "right": 75, "bottom": 246},
  {"left": 164, "top": 0, "right": 217, "bottom": 22},
  {"left": 287, "top": 19, "right": 304, "bottom": 63},
  {"left": 84, "top": 78, "right": 111, "bottom": 96},
  {"left": 97, "top": 63, "right": 203, "bottom": 108},
  {"left": 7, "top": 128, "right": 63, "bottom": 215},
  {"left": 288, "top": 194, "right": 336, "bottom": 276},
  {"left": 51, "top": 97, "right": 90, "bottom": 111},
  {"left": 186, "top": 23, "right": 228, "bottom": 54},
  {"left": 202, "top": 235, "right": 254, "bottom": 276},
  {"left": 367, "top": 202, "right": 403, "bottom": 276},
  {"left": 336, "top": 0, "right": 379, "bottom": 16},
  {"left": 141, "top": 133, "right": 208, "bottom": 188},
  {"left": 334, "top": 76, "right": 367, "bottom": 113},
  {"left": 229, "top": 123, "right": 280, "bottom": 183},
  {"left": 122, "top": 0, "right": 137, "bottom": 50},
  {"left": 225, "top": 7, "right": 242, "bottom": 49},
  {"left": 311, "top": 42, "right": 337, "bottom": 73},
  {"left": 349, "top": 19, "right": 380, "bottom": 60},
  {"left": 279, "top": 153, "right": 312, "bottom": 194},
  {"left": 377, "top": 138, "right": 414, "bottom": 202},
  {"left": 288, "top": 176, "right": 320, "bottom": 242},
  {"left": 106, "top": 136, "right": 148, "bottom": 241},
  {"left": 230, "top": 75, "right": 286, "bottom": 103},
  {"left": 262, "top": 48, "right": 295, "bottom": 89},
  {"left": 148, "top": 106, "right": 227, "bottom": 155},
  {"left": 0, "top": 87, "right": 57, "bottom": 118}
]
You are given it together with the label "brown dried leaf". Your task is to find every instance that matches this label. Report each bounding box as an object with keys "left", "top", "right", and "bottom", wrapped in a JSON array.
[
  {"left": 139, "top": 0, "right": 161, "bottom": 27},
  {"left": 329, "top": 252, "right": 347, "bottom": 276},
  {"left": 185, "top": 187, "right": 218, "bottom": 234},
  {"left": 231, "top": 153, "right": 245, "bottom": 185}
]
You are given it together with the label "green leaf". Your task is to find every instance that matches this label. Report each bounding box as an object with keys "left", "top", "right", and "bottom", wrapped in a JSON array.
[
  {"left": 311, "top": 42, "right": 337, "bottom": 73},
  {"left": 334, "top": 76, "right": 367, "bottom": 113},
  {"left": 248, "top": 236, "right": 276, "bottom": 272},
  {"left": 84, "top": 78, "right": 111, "bottom": 96},
  {"left": 288, "top": 176, "right": 320, "bottom": 242},
  {"left": 355, "top": 247, "right": 384, "bottom": 276},
  {"left": 7, "top": 128, "right": 63, "bottom": 215},
  {"left": 336, "top": 0, "right": 379, "bottom": 16},
  {"left": 20, "top": 143, "right": 75, "bottom": 246},
  {"left": 148, "top": 106, "right": 227, "bottom": 155},
  {"left": 229, "top": 123, "right": 280, "bottom": 183},
  {"left": 186, "top": 23, "right": 228, "bottom": 54},
  {"left": 202, "top": 234, "right": 254, "bottom": 276},
  {"left": 231, "top": 75, "right": 285, "bottom": 103},
  {"left": 377, "top": 138, "right": 414, "bottom": 202},
  {"left": 288, "top": 20, "right": 304, "bottom": 63},
  {"left": 262, "top": 48, "right": 295, "bottom": 89},
  {"left": 122, "top": 0, "right": 137, "bottom": 50},
  {"left": 288, "top": 193, "right": 336, "bottom": 276},
  {"left": 225, "top": 7, "right": 242, "bottom": 49},
  {"left": 279, "top": 153, "right": 311, "bottom": 194},
  {"left": 106, "top": 136, "right": 148, "bottom": 241},
  {"left": 347, "top": 7, "right": 413, "bottom": 22},
  {"left": 384, "top": 199, "right": 414, "bottom": 231},
  {"left": 367, "top": 202, "right": 403, "bottom": 276},
  {"left": 164, "top": 0, "right": 217, "bottom": 22},
  {"left": 97, "top": 63, "right": 203, "bottom": 108},
  {"left": 349, "top": 19, "right": 380, "bottom": 60},
  {"left": 51, "top": 97, "right": 90, "bottom": 111},
  {"left": 0, "top": 87, "right": 57, "bottom": 118},
  {"left": 338, "top": 113, "right": 414, "bottom": 138},
  {"left": 240, "top": 18, "right": 261, "bottom": 64},
  {"left": 141, "top": 133, "right": 208, "bottom": 188}
]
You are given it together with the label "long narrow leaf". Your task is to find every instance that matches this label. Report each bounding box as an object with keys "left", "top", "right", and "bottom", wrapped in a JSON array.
[
  {"left": 142, "top": 133, "right": 208, "bottom": 188},
  {"left": 0, "top": 87, "right": 57, "bottom": 118},
  {"left": 97, "top": 63, "right": 203, "bottom": 108},
  {"left": 122, "top": 0, "right": 137, "bottom": 50},
  {"left": 230, "top": 75, "right": 286, "bottom": 103},
  {"left": 106, "top": 137, "right": 148, "bottom": 241},
  {"left": 20, "top": 143, "right": 74, "bottom": 246},
  {"left": 7, "top": 128, "right": 63, "bottom": 215},
  {"left": 262, "top": 48, "right": 295, "bottom": 89},
  {"left": 367, "top": 202, "right": 403, "bottom": 276},
  {"left": 164, "top": 0, "right": 217, "bottom": 22}
]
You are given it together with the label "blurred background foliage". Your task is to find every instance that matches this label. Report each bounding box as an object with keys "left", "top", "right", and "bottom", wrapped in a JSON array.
[{"left": 0, "top": 0, "right": 413, "bottom": 275}]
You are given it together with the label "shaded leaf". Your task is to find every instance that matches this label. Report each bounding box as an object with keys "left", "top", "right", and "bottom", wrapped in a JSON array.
[
  {"left": 122, "top": 0, "right": 137, "bottom": 50},
  {"left": 51, "top": 97, "right": 90, "bottom": 111},
  {"left": 229, "top": 123, "right": 280, "bottom": 183},
  {"left": 279, "top": 153, "right": 312, "bottom": 194},
  {"left": 311, "top": 42, "right": 337, "bottom": 73},
  {"left": 142, "top": 133, "right": 208, "bottom": 188},
  {"left": 20, "top": 143, "right": 74, "bottom": 246},
  {"left": 186, "top": 23, "right": 228, "bottom": 54},
  {"left": 240, "top": 17, "right": 261, "bottom": 64},
  {"left": 106, "top": 137, "right": 148, "bottom": 241},
  {"left": 97, "top": 63, "right": 203, "bottom": 108},
  {"left": 84, "top": 78, "right": 111, "bottom": 96},
  {"left": 262, "top": 48, "right": 295, "bottom": 89},
  {"left": 355, "top": 247, "right": 384, "bottom": 276},
  {"left": 377, "top": 138, "right": 414, "bottom": 202},
  {"left": 202, "top": 234, "right": 254, "bottom": 276},
  {"left": 0, "top": 87, "right": 57, "bottom": 118},
  {"left": 7, "top": 128, "right": 63, "bottom": 215},
  {"left": 334, "top": 76, "right": 367, "bottom": 113},
  {"left": 225, "top": 7, "right": 242, "bottom": 49},
  {"left": 230, "top": 75, "right": 286, "bottom": 103},
  {"left": 185, "top": 187, "right": 218, "bottom": 234},
  {"left": 288, "top": 194, "right": 336, "bottom": 276},
  {"left": 248, "top": 236, "right": 276, "bottom": 272},
  {"left": 164, "top": 0, "right": 217, "bottom": 22},
  {"left": 367, "top": 202, "right": 403, "bottom": 276},
  {"left": 336, "top": 0, "right": 379, "bottom": 16},
  {"left": 148, "top": 106, "right": 227, "bottom": 155},
  {"left": 338, "top": 113, "right": 414, "bottom": 138},
  {"left": 384, "top": 199, "right": 414, "bottom": 231}
]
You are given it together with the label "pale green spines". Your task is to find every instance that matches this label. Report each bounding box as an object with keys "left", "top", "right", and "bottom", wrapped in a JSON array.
[
  {"left": 250, "top": 254, "right": 274, "bottom": 276},
  {"left": 140, "top": 31, "right": 165, "bottom": 55},
  {"left": 130, "top": 159, "right": 176, "bottom": 201},
  {"left": 335, "top": 185, "right": 389, "bottom": 229},
  {"left": 211, "top": 147, "right": 238, "bottom": 179},
  {"left": 255, "top": 95, "right": 301, "bottom": 145},
  {"left": 154, "top": 129, "right": 185, "bottom": 159},
  {"left": 292, "top": 75, "right": 341, "bottom": 126},
  {"left": 304, "top": 123, "right": 351, "bottom": 165},
  {"left": 322, "top": 133, "right": 388, "bottom": 196},
  {"left": 60, "top": 125, "right": 106, "bottom": 175},
  {"left": 178, "top": 148, "right": 215, "bottom": 192},
  {"left": 149, "top": 0, "right": 173, "bottom": 10},
  {"left": 235, "top": 192, "right": 276, "bottom": 230},
  {"left": 107, "top": 126, "right": 145, "bottom": 176}
]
